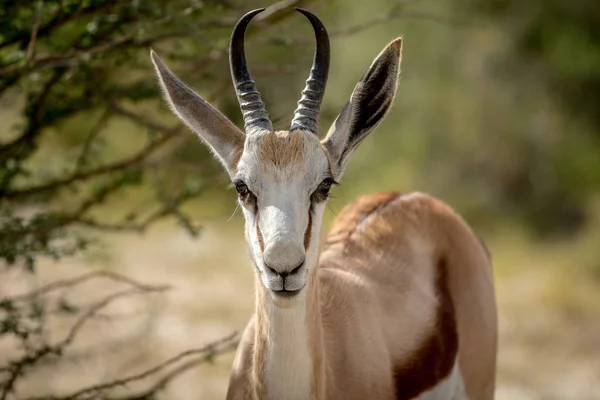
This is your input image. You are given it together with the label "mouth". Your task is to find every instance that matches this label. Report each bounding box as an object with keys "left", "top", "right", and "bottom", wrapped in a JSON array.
[{"left": 271, "top": 288, "right": 302, "bottom": 298}]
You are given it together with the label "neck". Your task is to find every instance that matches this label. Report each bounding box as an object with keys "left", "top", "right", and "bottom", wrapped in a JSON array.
[{"left": 252, "top": 267, "right": 326, "bottom": 400}]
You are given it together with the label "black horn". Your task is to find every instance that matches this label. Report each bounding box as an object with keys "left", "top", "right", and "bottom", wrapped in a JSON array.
[
  {"left": 230, "top": 8, "right": 273, "bottom": 134},
  {"left": 290, "top": 8, "right": 331, "bottom": 134}
]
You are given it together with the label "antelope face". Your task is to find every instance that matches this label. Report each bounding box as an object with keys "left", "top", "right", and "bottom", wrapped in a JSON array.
[
  {"left": 235, "top": 129, "right": 332, "bottom": 298},
  {"left": 152, "top": 7, "right": 402, "bottom": 304}
]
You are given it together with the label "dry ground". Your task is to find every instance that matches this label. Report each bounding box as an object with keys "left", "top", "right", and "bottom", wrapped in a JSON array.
[{"left": 1, "top": 219, "right": 599, "bottom": 399}]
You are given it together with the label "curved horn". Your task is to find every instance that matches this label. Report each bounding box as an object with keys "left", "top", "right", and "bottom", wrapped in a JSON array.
[
  {"left": 290, "top": 8, "right": 331, "bottom": 134},
  {"left": 230, "top": 8, "right": 273, "bottom": 134}
]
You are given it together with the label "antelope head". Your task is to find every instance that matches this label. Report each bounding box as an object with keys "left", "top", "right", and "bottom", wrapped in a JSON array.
[{"left": 151, "top": 8, "right": 402, "bottom": 306}]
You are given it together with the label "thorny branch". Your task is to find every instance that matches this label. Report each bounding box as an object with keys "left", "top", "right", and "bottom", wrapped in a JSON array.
[
  {"left": 74, "top": 110, "right": 112, "bottom": 172},
  {"left": 74, "top": 200, "right": 179, "bottom": 234},
  {"left": 53, "top": 332, "right": 239, "bottom": 400},
  {"left": 0, "top": 273, "right": 169, "bottom": 400},
  {"left": 0, "top": 1, "right": 127, "bottom": 51},
  {"left": 0, "top": 31, "right": 134, "bottom": 76},
  {"left": 0, "top": 272, "right": 238, "bottom": 400},
  {"left": 261, "top": 2, "right": 479, "bottom": 46},
  {"left": 2, "top": 123, "right": 181, "bottom": 201},
  {"left": 0, "top": 0, "right": 313, "bottom": 78},
  {"left": 5, "top": 270, "right": 170, "bottom": 303},
  {"left": 25, "top": 2, "right": 42, "bottom": 62}
]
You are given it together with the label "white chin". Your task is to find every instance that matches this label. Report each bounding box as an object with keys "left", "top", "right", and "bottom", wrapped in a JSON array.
[{"left": 268, "top": 288, "right": 305, "bottom": 308}]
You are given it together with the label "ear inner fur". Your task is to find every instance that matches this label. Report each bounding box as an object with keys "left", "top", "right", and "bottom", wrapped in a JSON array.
[{"left": 322, "top": 38, "right": 403, "bottom": 177}]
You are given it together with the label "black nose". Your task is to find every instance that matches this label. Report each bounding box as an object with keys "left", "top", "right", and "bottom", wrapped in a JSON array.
[{"left": 265, "top": 263, "right": 304, "bottom": 278}]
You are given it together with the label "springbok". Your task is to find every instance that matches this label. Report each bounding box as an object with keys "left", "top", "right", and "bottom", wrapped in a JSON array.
[{"left": 151, "top": 7, "right": 497, "bottom": 400}]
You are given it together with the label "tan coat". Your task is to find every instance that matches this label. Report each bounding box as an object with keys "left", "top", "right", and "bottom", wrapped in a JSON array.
[{"left": 227, "top": 191, "right": 497, "bottom": 400}]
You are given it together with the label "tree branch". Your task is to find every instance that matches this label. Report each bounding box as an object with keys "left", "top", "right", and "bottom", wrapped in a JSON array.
[
  {"left": 0, "top": 278, "right": 167, "bottom": 400},
  {"left": 74, "top": 109, "right": 112, "bottom": 172},
  {"left": 0, "top": 1, "right": 129, "bottom": 50},
  {"left": 2, "top": 124, "right": 181, "bottom": 201},
  {"left": 25, "top": 2, "right": 42, "bottom": 62},
  {"left": 262, "top": 3, "right": 479, "bottom": 46},
  {"left": 50, "top": 332, "right": 239, "bottom": 400},
  {"left": 74, "top": 200, "right": 179, "bottom": 234},
  {"left": 0, "top": 31, "right": 139, "bottom": 76},
  {"left": 4, "top": 271, "right": 170, "bottom": 303}
]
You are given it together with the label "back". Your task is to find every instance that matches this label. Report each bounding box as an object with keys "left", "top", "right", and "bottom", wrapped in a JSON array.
[{"left": 319, "top": 191, "right": 497, "bottom": 399}]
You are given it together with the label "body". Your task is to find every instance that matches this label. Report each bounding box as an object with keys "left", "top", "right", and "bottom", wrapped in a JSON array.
[{"left": 228, "top": 191, "right": 496, "bottom": 400}]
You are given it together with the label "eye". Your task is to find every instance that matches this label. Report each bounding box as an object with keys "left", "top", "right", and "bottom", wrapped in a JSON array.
[
  {"left": 233, "top": 179, "right": 257, "bottom": 208},
  {"left": 234, "top": 179, "right": 249, "bottom": 196},
  {"left": 319, "top": 178, "right": 333, "bottom": 194},
  {"left": 311, "top": 178, "right": 336, "bottom": 203}
]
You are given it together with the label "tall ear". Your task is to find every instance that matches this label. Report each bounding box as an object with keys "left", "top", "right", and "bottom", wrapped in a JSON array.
[
  {"left": 322, "top": 38, "right": 402, "bottom": 179},
  {"left": 151, "top": 51, "right": 245, "bottom": 178}
]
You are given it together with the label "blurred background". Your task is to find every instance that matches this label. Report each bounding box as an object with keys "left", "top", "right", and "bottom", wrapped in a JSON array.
[{"left": 1, "top": 0, "right": 599, "bottom": 399}]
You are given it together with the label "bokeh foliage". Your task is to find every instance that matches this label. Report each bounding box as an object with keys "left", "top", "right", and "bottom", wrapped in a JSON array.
[
  {"left": 322, "top": 0, "right": 600, "bottom": 239},
  {"left": 460, "top": 0, "right": 600, "bottom": 236}
]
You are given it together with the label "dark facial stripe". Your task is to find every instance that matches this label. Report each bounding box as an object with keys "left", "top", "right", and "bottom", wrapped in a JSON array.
[
  {"left": 304, "top": 207, "right": 313, "bottom": 250},
  {"left": 393, "top": 256, "right": 458, "bottom": 399},
  {"left": 256, "top": 210, "right": 265, "bottom": 252}
]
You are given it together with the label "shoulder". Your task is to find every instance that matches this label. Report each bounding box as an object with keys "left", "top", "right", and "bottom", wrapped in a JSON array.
[{"left": 325, "top": 191, "right": 451, "bottom": 245}]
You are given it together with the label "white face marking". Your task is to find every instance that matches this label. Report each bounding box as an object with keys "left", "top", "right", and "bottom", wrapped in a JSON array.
[{"left": 235, "top": 130, "right": 331, "bottom": 303}]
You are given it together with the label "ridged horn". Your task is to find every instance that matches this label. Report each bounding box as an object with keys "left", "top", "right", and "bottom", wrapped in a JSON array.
[
  {"left": 229, "top": 8, "right": 273, "bottom": 134},
  {"left": 290, "top": 8, "right": 331, "bottom": 134}
]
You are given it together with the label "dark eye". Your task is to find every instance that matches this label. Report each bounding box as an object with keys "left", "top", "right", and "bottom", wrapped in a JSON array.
[
  {"left": 311, "top": 178, "right": 336, "bottom": 203},
  {"left": 319, "top": 178, "right": 333, "bottom": 194},
  {"left": 234, "top": 179, "right": 257, "bottom": 208},
  {"left": 234, "top": 180, "right": 249, "bottom": 197}
]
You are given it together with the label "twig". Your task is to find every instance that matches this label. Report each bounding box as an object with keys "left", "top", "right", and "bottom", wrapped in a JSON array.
[
  {"left": 4, "top": 270, "right": 170, "bottom": 302},
  {"left": 73, "top": 190, "right": 188, "bottom": 234},
  {"left": 187, "top": 0, "right": 318, "bottom": 81},
  {"left": 2, "top": 126, "right": 180, "bottom": 201},
  {"left": 58, "top": 287, "right": 164, "bottom": 349},
  {"left": 0, "top": 1, "right": 128, "bottom": 50},
  {"left": 256, "top": 0, "right": 318, "bottom": 23},
  {"left": 261, "top": 4, "right": 479, "bottom": 46},
  {"left": 0, "top": 31, "right": 139, "bottom": 76},
  {"left": 1, "top": 14, "right": 245, "bottom": 78},
  {"left": 76, "top": 198, "right": 173, "bottom": 232},
  {"left": 0, "top": 178, "right": 123, "bottom": 247},
  {"left": 1, "top": 284, "right": 166, "bottom": 400},
  {"left": 0, "top": 68, "right": 67, "bottom": 154},
  {"left": 56, "top": 332, "right": 239, "bottom": 400},
  {"left": 75, "top": 110, "right": 112, "bottom": 172},
  {"left": 107, "top": 103, "right": 175, "bottom": 133},
  {"left": 26, "top": 2, "right": 43, "bottom": 61},
  {"left": 106, "top": 356, "right": 221, "bottom": 400}
]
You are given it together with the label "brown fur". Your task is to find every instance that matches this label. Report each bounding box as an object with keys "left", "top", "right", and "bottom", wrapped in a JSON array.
[
  {"left": 258, "top": 130, "right": 306, "bottom": 167},
  {"left": 392, "top": 257, "right": 458, "bottom": 399},
  {"left": 231, "top": 146, "right": 245, "bottom": 170},
  {"left": 227, "top": 191, "right": 497, "bottom": 400},
  {"left": 304, "top": 209, "right": 313, "bottom": 250}
]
